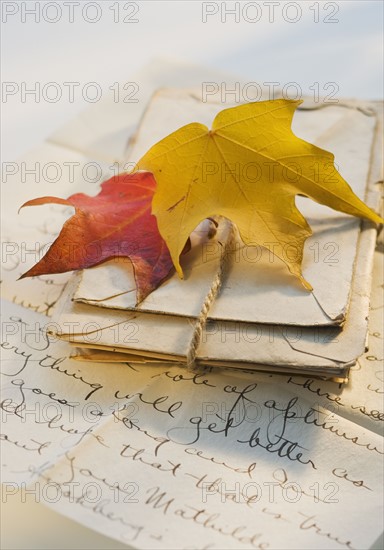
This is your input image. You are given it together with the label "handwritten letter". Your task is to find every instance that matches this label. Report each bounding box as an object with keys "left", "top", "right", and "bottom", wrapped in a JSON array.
[{"left": 1, "top": 300, "right": 383, "bottom": 549}]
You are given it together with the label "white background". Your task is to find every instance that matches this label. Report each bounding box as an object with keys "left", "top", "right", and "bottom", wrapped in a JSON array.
[
  {"left": 1, "top": 1, "right": 383, "bottom": 548},
  {"left": 1, "top": 0, "right": 383, "bottom": 162}
]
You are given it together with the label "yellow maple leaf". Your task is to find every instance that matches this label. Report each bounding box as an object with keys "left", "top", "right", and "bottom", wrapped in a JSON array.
[{"left": 136, "top": 99, "right": 382, "bottom": 290}]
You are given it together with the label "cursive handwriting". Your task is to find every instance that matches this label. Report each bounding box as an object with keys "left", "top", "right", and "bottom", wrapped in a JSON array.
[
  {"left": 145, "top": 486, "right": 270, "bottom": 549},
  {"left": 350, "top": 404, "right": 384, "bottom": 421},
  {"left": 286, "top": 376, "right": 344, "bottom": 405},
  {"left": 120, "top": 444, "right": 181, "bottom": 476},
  {"left": 0, "top": 433, "right": 50, "bottom": 455},
  {"left": 168, "top": 387, "right": 316, "bottom": 469},
  {"left": 298, "top": 512, "right": 354, "bottom": 549},
  {"left": 151, "top": 370, "right": 216, "bottom": 387},
  {"left": 239, "top": 396, "right": 317, "bottom": 469},
  {"left": 111, "top": 413, "right": 170, "bottom": 456},
  {"left": 303, "top": 407, "right": 384, "bottom": 454},
  {"left": 34, "top": 413, "right": 108, "bottom": 448},
  {"left": 332, "top": 468, "right": 372, "bottom": 491},
  {"left": 184, "top": 447, "right": 256, "bottom": 478},
  {"left": 115, "top": 389, "right": 182, "bottom": 418}
]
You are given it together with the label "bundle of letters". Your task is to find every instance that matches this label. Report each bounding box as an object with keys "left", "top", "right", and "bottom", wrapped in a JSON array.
[{"left": 48, "top": 88, "right": 383, "bottom": 383}]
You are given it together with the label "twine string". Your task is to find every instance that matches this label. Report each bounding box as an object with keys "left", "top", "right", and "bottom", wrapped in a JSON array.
[{"left": 186, "top": 219, "right": 236, "bottom": 370}]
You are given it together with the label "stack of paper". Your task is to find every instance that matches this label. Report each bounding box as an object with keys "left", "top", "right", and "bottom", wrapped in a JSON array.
[
  {"left": 49, "top": 89, "right": 383, "bottom": 382},
  {"left": 1, "top": 62, "right": 383, "bottom": 550}
]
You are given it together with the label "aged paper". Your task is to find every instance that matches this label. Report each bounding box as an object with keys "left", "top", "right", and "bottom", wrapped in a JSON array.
[
  {"left": 1, "top": 62, "right": 383, "bottom": 548},
  {"left": 2, "top": 85, "right": 381, "bottom": 375},
  {"left": 1, "top": 142, "right": 113, "bottom": 316},
  {"left": 1, "top": 61, "right": 234, "bottom": 320},
  {"left": 53, "top": 212, "right": 377, "bottom": 378},
  {"left": 74, "top": 90, "right": 381, "bottom": 328},
  {"left": 1, "top": 299, "right": 383, "bottom": 550}
]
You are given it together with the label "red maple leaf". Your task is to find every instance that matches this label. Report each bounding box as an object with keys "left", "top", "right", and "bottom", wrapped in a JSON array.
[{"left": 19, "top": 171, "right": 177, "bottom": 303}]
